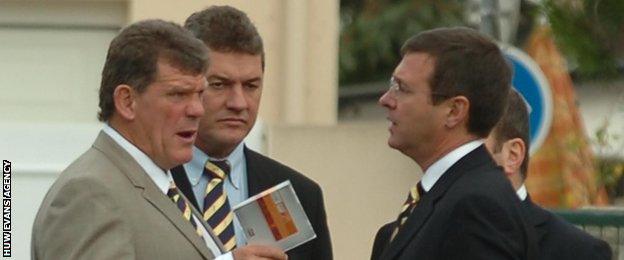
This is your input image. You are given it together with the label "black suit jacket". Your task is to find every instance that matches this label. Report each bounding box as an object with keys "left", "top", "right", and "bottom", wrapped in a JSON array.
[
  {"left": 522, "top": 197, "right": 612, "bottom": 260},
  {"left": 172, "top": 146, "right": 332, "bottom": 260},
  {"left": 371, "top": 145, "right": 537, "bottom": 260}
]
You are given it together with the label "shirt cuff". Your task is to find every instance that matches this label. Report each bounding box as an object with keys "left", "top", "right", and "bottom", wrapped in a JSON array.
[{"left": 215, "top": 252, "right": 234, "bottom": 260}]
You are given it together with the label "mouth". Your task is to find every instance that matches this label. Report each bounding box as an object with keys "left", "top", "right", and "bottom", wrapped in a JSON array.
[
  {"left": 176, "top": 130, "right": 197, "bottom": 143},
  {"left": 386, "top": 117, "right": 397, "bottom": 132},
  {"left": 218, "top": 118, "right": 247, "bottom": 126}
]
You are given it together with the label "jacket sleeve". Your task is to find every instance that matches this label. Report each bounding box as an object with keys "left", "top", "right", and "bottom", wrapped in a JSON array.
[
  {"left": 310, "top": 186, "right": 333, "bottom": 260},
  {"left": 32, "top": 178, "right": 135, "bottom": 260}
]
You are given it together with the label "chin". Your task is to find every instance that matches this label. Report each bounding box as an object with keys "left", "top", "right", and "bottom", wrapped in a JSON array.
[
  {"left": 387, "top": 137, "right": 400, "bottom": 149},
  {"left": 171, "top": 151, "right": 193, "bottom": 165}
]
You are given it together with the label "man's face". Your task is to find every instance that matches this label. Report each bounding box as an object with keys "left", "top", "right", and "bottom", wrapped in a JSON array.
[
  {"left": 196, "top": 51, "right": 263, "bottom": 157},
  {"left": 132, "top": 61, "right": 206, "bottom": 170},
  {"left": 379, "top": 53, "right": 447, "bottom": 160}
]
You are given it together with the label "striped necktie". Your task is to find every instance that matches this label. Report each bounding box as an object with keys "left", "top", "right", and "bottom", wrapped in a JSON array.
[
  {"left": 203, "top": 160, "right": 236, "bottom": 251},
  {"left": 167, "top": 181, "right": 204, "bottom": 239},
  {"left": 390, "top": 182, "right": 424, "bottom": 241}
]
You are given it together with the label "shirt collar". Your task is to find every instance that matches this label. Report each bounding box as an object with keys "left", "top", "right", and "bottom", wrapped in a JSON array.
[
  {"left": 102, "top": 124, "right": 171, "bottom": 194},
  {"left": 189, "top": 142, "right": 245, "bottom": 185},
  {"left": 516, "top": 184, "right": 528, "bottom": 201},
  {"left": 420, "top": 140, "right": 484, "bottom": 192}
]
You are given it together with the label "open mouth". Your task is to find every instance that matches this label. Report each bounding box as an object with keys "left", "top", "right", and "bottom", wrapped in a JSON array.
[{"left": 177, "top": 130, "right": 196, "bottom": 140}]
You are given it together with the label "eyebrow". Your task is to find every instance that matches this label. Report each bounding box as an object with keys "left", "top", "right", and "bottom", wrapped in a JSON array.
[{"left": 207, "top": 75, "right": 262, "bottom": 84}]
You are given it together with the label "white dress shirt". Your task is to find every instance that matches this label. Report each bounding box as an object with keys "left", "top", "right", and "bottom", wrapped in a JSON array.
[
  {"left": 516, "top": 184, "right": 528, "bottom": 201},
  {"left": 103, "top": 125, "right": 233, "bottom": 260},
  {"left": 420, "top": 140, "right": 484, "bottom": 192},
  {"left": 183, "top": 142, "right": 249, "bottom": 246}
]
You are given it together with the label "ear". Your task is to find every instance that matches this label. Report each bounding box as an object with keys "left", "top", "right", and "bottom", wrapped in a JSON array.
[
  {"left": 500, "top": 138, "right": 526, "bottom": 178},
  {"left": 444, "top": 96, "right": 469, "bottom": 128},
  {"left": 113, "top": 84, "right": 137, "bottom": 120}
]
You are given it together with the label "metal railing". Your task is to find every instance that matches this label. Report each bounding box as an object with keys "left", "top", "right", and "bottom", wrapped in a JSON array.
[{"left": 551, "top": 207, "right": 624, "bottom": 260}]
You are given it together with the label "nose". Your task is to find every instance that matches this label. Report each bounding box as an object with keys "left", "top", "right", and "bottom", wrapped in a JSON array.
[
  {"left": 187, "top": 93, "right": 205, "bottom": 118},
  {"left": 379, "top": 90, "right": 394, "bottom": 109},
  {"left": 226, "top": 84, "right": 248, "bottom": 111}
]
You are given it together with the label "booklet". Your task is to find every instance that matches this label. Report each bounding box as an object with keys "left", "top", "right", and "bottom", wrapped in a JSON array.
[{"left": 232, "top": 180, "right": 316, "bottom": 251}]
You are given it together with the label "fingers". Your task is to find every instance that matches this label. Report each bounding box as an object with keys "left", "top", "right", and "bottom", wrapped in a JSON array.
[{"left": 232, "top": 245, "right": 287, "bottom": 260}]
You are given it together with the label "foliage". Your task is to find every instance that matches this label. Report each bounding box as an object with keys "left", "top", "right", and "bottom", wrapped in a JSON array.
[
  {"left": 593, "top": 100, "right": 624, "bottom": 196},
  {"left": 541, "top": 0, "right": 624, "bottom": 80},
  {"left": 339, "top": 0, "right": 466, "bottom": 85}
]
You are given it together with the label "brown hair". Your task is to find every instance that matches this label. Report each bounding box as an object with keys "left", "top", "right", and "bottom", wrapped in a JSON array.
[
  {"left": 184, "top": 5, "right": 264, "bottom": 69},
  {"left": 401, "top": 27, "right": 511, "bottom": 138},
  {"left": 492, "top": 89, "right": 530, "bottom": 178},
  {"left": 98, "top": 19, "right": 208, "bottom": 121}
]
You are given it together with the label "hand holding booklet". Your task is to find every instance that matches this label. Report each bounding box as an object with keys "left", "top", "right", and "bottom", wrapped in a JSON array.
[{"left": 232, "top": 180, "right": 316, "bottom": 251}]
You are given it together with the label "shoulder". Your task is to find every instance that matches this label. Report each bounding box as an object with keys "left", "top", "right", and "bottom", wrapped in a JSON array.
[{"left": 540, "top": 211, "right": 612, "bottom": 259}]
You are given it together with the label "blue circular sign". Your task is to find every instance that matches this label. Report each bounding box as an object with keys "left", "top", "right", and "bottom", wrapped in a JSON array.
[{"left": 503, "top": 46, "right": 553, "bottom": 154}]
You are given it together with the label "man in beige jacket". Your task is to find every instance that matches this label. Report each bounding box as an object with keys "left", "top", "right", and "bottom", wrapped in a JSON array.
[{"left": 31, "top": 19, "right": 286, "bottom": 260}]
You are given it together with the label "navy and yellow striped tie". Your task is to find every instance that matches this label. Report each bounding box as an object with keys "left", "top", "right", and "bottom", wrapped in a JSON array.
[
  {"left": 167, "top": 182, "right": 204, "bottom": 239},
  {"left": 203, "top": 160, "right": 236, "bottom": 251},
  {"left": 391, "top": 182, "right": 424, "bottom": 240}
]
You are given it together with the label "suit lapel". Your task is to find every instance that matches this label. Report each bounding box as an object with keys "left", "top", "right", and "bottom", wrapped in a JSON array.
[
  {"left": 93, "top": 132, "right": 215, "bottom": 259},
  {"left": 380, "top": 145, "right": 494, "bottom": 259},
  {"left": 245, "top": 146, "right": 274, "bottom": 196},
  {"left": 171, "top": 165, "right": 200, "bottom": 210},
  {"left": 380, "top": 195, "right": 435, "bottom": 260}
]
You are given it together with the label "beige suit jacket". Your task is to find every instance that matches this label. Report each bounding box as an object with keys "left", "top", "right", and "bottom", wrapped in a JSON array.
[{"left": 32, "top": 131, "right": 218, "bottom": 260}]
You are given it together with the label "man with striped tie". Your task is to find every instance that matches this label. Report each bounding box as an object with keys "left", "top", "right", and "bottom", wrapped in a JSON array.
[
  {"left": 371, "top": 27, "right": 537, "bottom": 259},
  {"left": 171, "top": 5, "right": 332, "bottom": 260},
  {"left": 32, "top": 19, "right": 286, "bottom": 260}
]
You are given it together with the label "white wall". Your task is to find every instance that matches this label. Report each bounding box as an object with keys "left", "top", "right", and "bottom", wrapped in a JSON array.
[{"left": 0, "top": 2, "right": 125, "bottom": 259}]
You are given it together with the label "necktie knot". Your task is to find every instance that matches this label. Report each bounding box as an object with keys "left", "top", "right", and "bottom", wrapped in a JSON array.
[{"left": 205, "top": 159, "right": 230, "bottom": 179}]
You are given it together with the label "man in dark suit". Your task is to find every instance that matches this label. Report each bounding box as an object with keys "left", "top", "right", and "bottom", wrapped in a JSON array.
[
  {"left": 371, "top": 27, "right": 536, "bottom": 260},
  {"left": 485, "top": 90, "right": 612, "bottom": 260},
  {"left": 171, "top": 6, "right": 332, "bottom": 260},
  {"left": 32, "top": 19, "right": 287, "bottom": 260}
]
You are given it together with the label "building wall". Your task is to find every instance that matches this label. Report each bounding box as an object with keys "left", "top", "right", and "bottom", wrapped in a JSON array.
[
  {"left": 267, "top": 122, "right": 421, "bottom": 260},
  {"left": 0, "top": 1, "right": 340, "bottom": 258},
  {"left": 129, "top": 0, "right": 339, "bottom": 125}
]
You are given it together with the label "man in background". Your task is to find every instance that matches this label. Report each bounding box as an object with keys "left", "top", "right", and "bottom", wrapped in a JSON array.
[
  {"left": 172, "top": 6, "right": 332, "bottom": 259},
  {"left": 32, "top": 19, "right": 286, "bottom": 260},
  {"left": 371, "top": 27, "right": 536, "bottom": 259},
  {"left": 485, "top": 89, "right": 612, "bottom": 260}
]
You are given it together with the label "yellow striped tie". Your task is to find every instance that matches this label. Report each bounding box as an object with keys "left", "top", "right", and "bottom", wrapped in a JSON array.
[
  {"left": 167, "top": 182, "right": 204, "bottom": 238},
  {"left": 203, "top": 160, "right": 236, "bottom": 251},
  {"left": 390, "top": 182, "right": 424, "bottom": 241}
]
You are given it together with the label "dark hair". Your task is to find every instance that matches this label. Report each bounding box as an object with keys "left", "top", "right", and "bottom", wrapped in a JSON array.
[
  {"left": 401, "top": 27, "right": 511, "bottom": 137},
  {"left": 492, "top": 89, "right": 530, "bottom": 179},
  {"left": 184, "top": 5, "right": 264, "bottom": 69},
  {"left": 98, "top": 19, "right": 209, "bottom": 122}
]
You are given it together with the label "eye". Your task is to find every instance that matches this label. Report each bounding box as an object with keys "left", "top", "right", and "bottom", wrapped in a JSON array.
[
  {"left": 170, "top": 91, "right": 186, "bottom": 97},
  {"left": 208, "top": 81, "right": 225, "bottom": 90},
  {"left": 244, "top": 83, "right": 260, "bottom": 90},
  {"left": 396, "top": 81, "right": 409, "bottom": 93}
]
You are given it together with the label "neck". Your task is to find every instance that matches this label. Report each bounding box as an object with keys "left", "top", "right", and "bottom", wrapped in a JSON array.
[
  {"left": 510, "top": 171, "right": 524, "bottom": 191},
  {"left": 108, "top": 119, "right": 170, "bottom": 171},
  {"left": 413, "top": 134, "right": 478, "bottom": 171},
  {"left": 195, "top": 140, "right": 238, "bottom": 159}
]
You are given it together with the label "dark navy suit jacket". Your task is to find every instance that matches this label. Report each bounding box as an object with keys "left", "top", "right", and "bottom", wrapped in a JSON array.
[
  {"left": 522, "top": 197, "right": 612, "bottom": 260},
  {"left": 172, "top": 147, "right": 333, "bottom": 260},
  {"left": 371, "top": 145, "right": 537, "bottom": 260}
]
